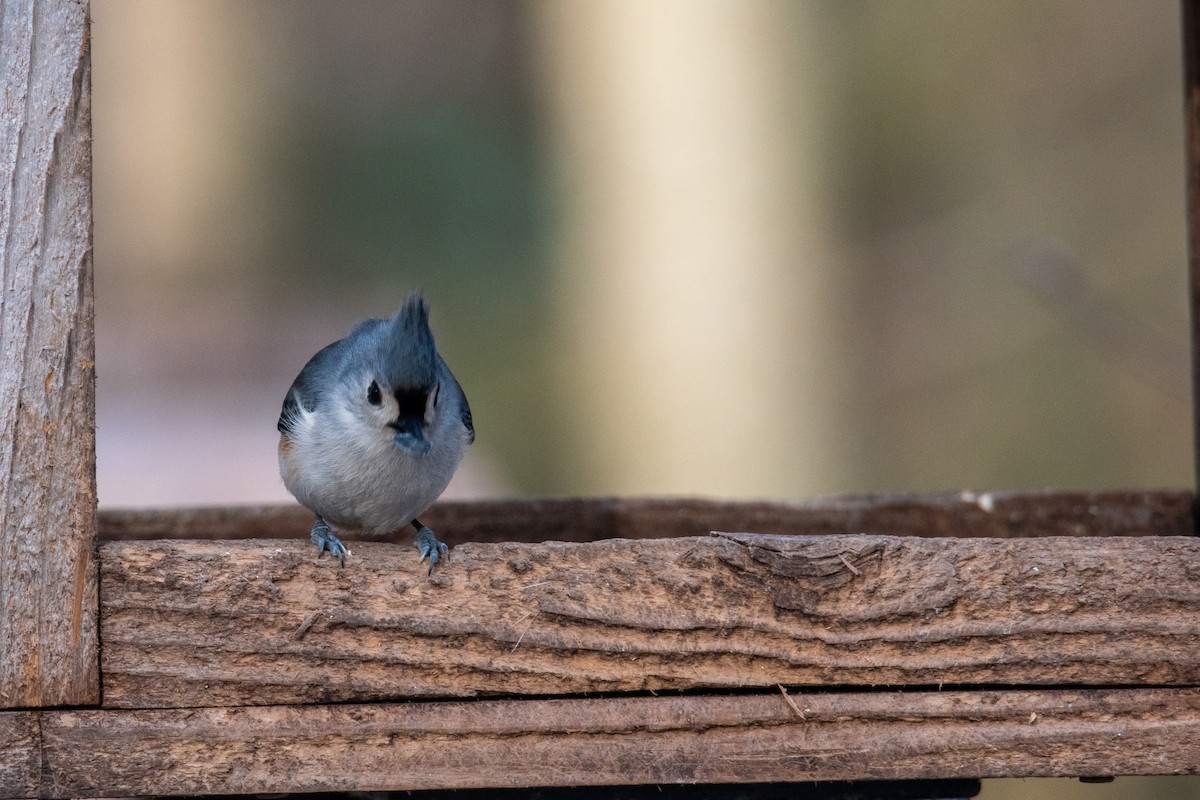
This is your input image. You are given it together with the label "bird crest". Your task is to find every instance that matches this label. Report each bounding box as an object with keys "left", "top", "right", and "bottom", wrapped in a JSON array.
[{"left": 379, "top": 292, "right": 437, "bottom": 389}]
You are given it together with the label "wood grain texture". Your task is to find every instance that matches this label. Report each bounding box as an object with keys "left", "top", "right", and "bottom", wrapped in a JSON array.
[
  {"left": 96, "top": 489, "right": 1195, "bottom": 542},
  {"left": 0, "top": 1, "right": 98, "bottom": 708},
  {"left": 0, "top": 712, "right": 38, "bottom": 798},
  {"left": 100, "top": 534, "right": 1200, "bottom": 708},
  {"left": 34, "top": 689, "right": 1200, "bottom": 796}
]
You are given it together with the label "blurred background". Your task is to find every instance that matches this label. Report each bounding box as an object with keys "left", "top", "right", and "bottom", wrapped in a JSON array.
[
  {"left": 91, "top": 0, "right": 1191, "bottom": 510},
  {"left": 89, "top": 1, "right": 1192, "bottom": 797}
]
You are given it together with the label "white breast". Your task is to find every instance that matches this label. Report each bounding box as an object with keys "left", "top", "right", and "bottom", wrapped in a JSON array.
[{"left": 279, "top": 398, "right": 469, "bottom": 534}]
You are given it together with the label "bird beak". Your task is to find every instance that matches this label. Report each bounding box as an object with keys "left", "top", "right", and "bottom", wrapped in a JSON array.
[{"left": 389, "top": 419, "right": 431, "bottom": 456}]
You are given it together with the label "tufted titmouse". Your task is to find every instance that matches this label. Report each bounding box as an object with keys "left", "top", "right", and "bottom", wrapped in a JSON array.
[{"left": 277, "top": 292, "right": 474, "bottom": 571}]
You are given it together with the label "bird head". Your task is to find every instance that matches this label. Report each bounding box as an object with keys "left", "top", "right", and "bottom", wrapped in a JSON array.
[{"left": 352, "top": 293, "right": 440, "bottom": 457}]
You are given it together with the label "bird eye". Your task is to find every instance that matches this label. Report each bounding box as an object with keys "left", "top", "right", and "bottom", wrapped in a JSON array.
[{"left": 367, "top": 381, "right": 382, "bottom": 406}]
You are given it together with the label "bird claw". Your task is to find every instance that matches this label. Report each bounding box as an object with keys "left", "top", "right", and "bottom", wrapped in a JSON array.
[
  {"left": 415, "top": 525, "right": 449, "bottom": 574},
  {"left": 311, "top": 518, "right": 349, "bottom": 567}
]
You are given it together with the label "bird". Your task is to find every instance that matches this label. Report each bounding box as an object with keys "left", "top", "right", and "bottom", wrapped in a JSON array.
[{"left": 277, "top": 292, "right": 473, "bottom": 572}]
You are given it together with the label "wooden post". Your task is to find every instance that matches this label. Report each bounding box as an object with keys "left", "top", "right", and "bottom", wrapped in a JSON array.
[{"left": 0, "top": 1, "right": 98, "bottom": 707}]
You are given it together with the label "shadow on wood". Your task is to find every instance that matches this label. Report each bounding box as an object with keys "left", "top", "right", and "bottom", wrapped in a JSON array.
[{"left": 97, "top": 490, "right": 1196, "bottom": 543}]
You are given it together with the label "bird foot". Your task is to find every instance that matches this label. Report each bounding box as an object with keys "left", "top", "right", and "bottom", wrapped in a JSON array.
[
  {"left": 415, "top": 523, "right": 448, "bottom": 574},
  {"left": 311, "top": 517, "right": 349, "bottom": 567}
]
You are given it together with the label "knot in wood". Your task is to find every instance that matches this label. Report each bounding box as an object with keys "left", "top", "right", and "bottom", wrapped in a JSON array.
[{"left": 711, "top": 531, "right": 883, "bottom": 612}]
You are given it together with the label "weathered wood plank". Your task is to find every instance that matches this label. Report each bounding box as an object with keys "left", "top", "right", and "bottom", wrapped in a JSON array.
[
  {"left": 96, "top": 489, "right": 1195, "bottom": 543},
  {"left": 0, "top": 712, "right": 39, "bottom": 798},
  {"left": 100, "top": 534, "right": 1200, "bottom": 708},
  {"left": 0, "top": 1, "right": 98, "bottom": 708},
  {"left": 35, "top": 689, "right": 1200, "bottom": 796}
]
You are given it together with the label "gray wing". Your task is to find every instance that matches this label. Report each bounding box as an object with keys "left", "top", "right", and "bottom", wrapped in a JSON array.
[
  {"left": 279, "top": 318, "right": 390, "bottom": 434},
  {"left": 279, "top": 338, "right": 343, "bottom": 434}
]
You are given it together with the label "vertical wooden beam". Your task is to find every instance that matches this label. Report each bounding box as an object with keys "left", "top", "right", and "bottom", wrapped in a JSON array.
[
  {"left": 1187, "top": 0, "right": 1200, "bottom": 497},
  {"left": 0, "top": 1, "right": 98, "bottom": 707}
]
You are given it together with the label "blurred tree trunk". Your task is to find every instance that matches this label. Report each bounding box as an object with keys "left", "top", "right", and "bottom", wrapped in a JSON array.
[{"left": 534, "top": 0, "right": 847, "bottom": 497}]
